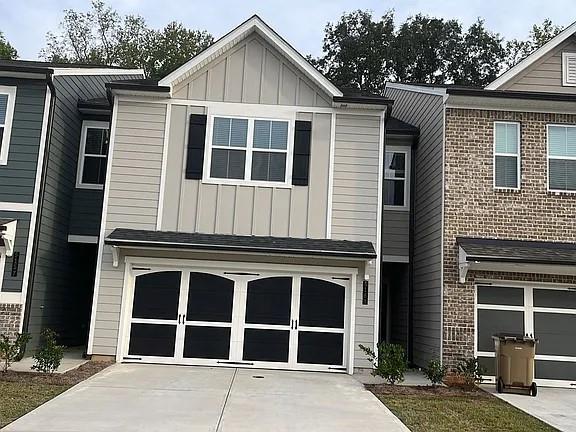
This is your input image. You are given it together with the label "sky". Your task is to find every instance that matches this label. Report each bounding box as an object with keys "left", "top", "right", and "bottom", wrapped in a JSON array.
[{"left": 0, "top": 0, "right": 575, "bottom": 61}]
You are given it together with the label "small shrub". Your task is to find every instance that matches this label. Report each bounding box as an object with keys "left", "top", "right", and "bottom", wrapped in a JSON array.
[
  {"left": 423, "top": 359, "right": 447, "bottom": 386},
  {"left": 32, "top": 329, "right": 65, "bottom": 374},
  {"left": 0, "top": 332, "right": 31, "bottom": 372},
  {"left": 359, "top": 342, "right": 407, "bottom": 385},
  {"left": 455, "top": 357, "right": 486, "bottom": 388}
]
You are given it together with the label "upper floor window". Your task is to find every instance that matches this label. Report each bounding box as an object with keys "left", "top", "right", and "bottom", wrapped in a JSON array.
[
  {"left": 547, "top": 124, "right": 576, "bottom": 192},
  {"left": 0, "top": 86, "right": 17, "bottom": 166},
  {"left": 384, "top": 146, "right": 410, "bottom": 210},
  {"left": 562, "top": 52, "right": 576, "bottom": 87},
  {"left": 494, "top": 121, "right": 520, "bottom": 190},
  {"left": 206, "top": 116, "right": 291, "bottom": 186},
  {"left": 76, "top": 120, "right": 109, "bottom": 189}
]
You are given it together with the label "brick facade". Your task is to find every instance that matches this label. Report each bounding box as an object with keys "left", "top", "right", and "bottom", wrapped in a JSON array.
[
  {"left": 0, "top": 303, "right": 22, "bottom": 339},
  {"left": 442, "top": 108, "right": 576, "bottom": 366}
]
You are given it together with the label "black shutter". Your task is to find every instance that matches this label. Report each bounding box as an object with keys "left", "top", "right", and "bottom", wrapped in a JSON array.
[
  {"left": 292, "top": 120, "right": 312, "bottom": 186},
  {"left": 185, "top": 114, "right": 208, "bottom": 179}
]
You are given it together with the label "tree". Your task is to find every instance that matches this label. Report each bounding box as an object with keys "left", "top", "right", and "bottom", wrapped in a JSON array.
[
  {"left": 311, "top": 10, "right": 395, "bottom": 93},
  {"left": 505, "top": 19, "right": 563, "bottom": 68},
  {"left": 40, "top": 0, "right": 213, "bottom": 79},
  {"left": 0, "top": 31, "right": 18, "bottom": 60}
]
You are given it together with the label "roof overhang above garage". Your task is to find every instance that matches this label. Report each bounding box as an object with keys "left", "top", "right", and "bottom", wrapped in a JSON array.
[
  {"left": 0, "top": 220, "right": 17, "bottom": 257},
  {"left": 105, "top": 228, "right": 376, "bottom": 267},
  {"left": 457, "top": 237, "right": 576, "bottom": 283}
]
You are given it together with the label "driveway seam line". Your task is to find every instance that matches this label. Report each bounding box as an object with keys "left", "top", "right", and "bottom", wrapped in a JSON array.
[{"left": 216, "top": 368, "right": 238, "bottom": 432}]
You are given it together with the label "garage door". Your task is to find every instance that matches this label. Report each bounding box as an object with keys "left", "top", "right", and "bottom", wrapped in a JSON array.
[
  {"left": 122, "top": 266, "right": 351, "bottom": 372},
  {"left": 476, "top": 284, "right": 576, "bottom": 388}
]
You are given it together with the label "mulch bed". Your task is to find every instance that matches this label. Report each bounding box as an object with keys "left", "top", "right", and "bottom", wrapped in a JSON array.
[
  {"left": 366, "top": 383, "right": 491, "bottom": 397},
  {"left": 0, "top": 360, "right": 113, "bottom": 386}
]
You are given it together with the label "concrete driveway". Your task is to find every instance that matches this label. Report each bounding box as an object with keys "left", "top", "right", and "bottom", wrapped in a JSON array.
[
  {"left": 3, "top": 364, "right": 408, "bottom": 432},
  {"left": 486, "top": 386, "right": 576, "bottom": 432}
]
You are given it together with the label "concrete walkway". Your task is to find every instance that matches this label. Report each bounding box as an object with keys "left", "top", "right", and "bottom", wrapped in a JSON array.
[
  {"left": 484, "top": 385, "right": 576, "bottom": 432},
  {"left": 3, "top": 364, "right": 409, "bottom": 432},
  {"left": 9, "top": 347, "right": 87, "bottom": 374}
]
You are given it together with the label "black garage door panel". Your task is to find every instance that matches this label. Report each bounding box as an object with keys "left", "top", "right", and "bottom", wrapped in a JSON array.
[
  {"left": 477, "top": 286, "right": 524, "bottom": 306},
  {"left": 184, "top": 326, "right": 231, "bottom": 359},
  {"left": 533, "top": 289, "right": 576, "bottom": 309},
  {"left": 245, "top": 277, "right": 292, "bottom": 325},
  {"left": 299, "top": 278, "right": 345, "bottom": 328},
  {"left": 132, "top": 271, "right": 181, "bottom": 320},
  {"left": 297, "top": 332, "right": 343, "bottom": 365},
  {"left": 243, "top": 329, "right": 290, "bottom": 363},
  {"left": 536, "top": 360, "right": 576, "bottom": 381},
  {"left": 477, "top": 309, "right": 524, "bottom": 352},
  {"left": 534, "top": 313, "right": 576, "bottom": 357},
  {"left": 187, "top": 273, "right": 234, "bottom": 322},
  {"left": 129, "top": 323, "right": 176, "bottom": 357}
]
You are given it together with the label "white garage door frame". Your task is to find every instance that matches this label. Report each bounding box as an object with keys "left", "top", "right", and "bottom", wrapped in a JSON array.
[
  {"left": 475, "top": 279, "right": 576, "bottom": 388},
  {"left": 116, "top": 256, "right": 359, "bottom": 374}
]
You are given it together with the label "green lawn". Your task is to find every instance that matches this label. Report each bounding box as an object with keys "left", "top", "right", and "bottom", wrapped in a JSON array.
[
  {"left": 380, "top": 394, "right": 557, "bottom": 432},
  {"left": 0, "top": 381, "right": 70, "bottom": 428}
]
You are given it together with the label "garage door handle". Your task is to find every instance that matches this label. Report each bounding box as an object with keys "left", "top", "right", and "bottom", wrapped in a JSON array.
[{"left": 178, "top": 314, "right": 181, "bottom": 324}]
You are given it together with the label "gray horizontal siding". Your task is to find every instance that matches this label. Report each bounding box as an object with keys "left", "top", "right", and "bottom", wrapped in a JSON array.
[
  {"left": 69, "top": 188, "right": 104, "bottom": 237},
  {"left": 0, "top": 211, "right": 30, "bottom": 293},
  {"left": 385, "top": 86, "right": 444, "bottom": 367},
  {"left": 382, "top": 210, "right": 409, "bottom": 257},
  {"left": 0, "top": 78, "right": 46, "bottom": 203}
]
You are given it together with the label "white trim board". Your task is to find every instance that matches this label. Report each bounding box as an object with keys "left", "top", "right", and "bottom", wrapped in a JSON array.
[
  {"left": 382, "top": 255, "right": 409, "bottom": 263},
  {"left": 159, "top": 15, "right": 342, "bottom": 98},
  {"left": 156, "top": 103, "right": 172, "bottom": 230},
  {"left": 51, "top": 68, "right": 143, "bottom": 76},
  {"left": 487, "top": 20, "right": 576, "bottom": 90},
  {"left": 68, "top": 235, "right": 98, "bottom": 244},
  {"left": 0, "top": 202, "right": 34, "bottom": 212},
  {"left": 373, "top": 110, "right": 385, "bottom": 351}
]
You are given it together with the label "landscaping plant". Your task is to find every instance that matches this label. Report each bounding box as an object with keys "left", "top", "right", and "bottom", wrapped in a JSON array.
[
  {"left": 32, "top": 329, "right": 65, "bottom": 374},
  {"left": 423, "top": 359, "right": 447, "bottom": 386},
  {"left": 455, "top": 357, "right": 486, "bottom": 389},
  {"left": 0, "top": 332, "right": 31, "bottom": 373},
  {"left": 359, "top": 342, "right": 407, "bottom": 384}
]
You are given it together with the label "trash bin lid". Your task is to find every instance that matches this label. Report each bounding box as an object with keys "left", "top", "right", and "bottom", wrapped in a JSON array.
[{"left": 492, "top": 333, "right": 537, "bottom": 342}]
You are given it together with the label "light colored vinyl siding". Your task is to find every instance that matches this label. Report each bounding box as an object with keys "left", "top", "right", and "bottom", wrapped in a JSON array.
[
  {"left": 385, "top": 86, "right": 444, "bottom": 367},
  {"left": 172, "top": 33, "right": 331, "bottom": 108},
  {"left": 0, "top": 211, "right": 30, "bottom": 293},
  {"left": 0, "top": 78, "right": 46, "bottom": 203},
  {"left": 28, "top": 74, "right": 140, "bottom": 349},
  {"left": 161, "top": 106, "right": 330, "bottom": 239},
  {"left": 503, "top": 37, "right": 576, "bottom": 93},
  {"left": 332, "top": 113, "right": 381, "bottom": 368},
  {"left": 91, "top": 100, "right": 165, "bottom": 355}
]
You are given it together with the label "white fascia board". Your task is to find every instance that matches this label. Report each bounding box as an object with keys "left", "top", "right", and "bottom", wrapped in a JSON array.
[
  {"left": 51, "top": 68, "right": 144, "bottom": 76},
  {"left": 385, "top": 82, "right": 447, "bottom": 97},
  {"left": 486, "top": 20, "right": 576, "bottom": 90},
  {"left": 159, "top": 16, "right": 342, "bottom": 98}
]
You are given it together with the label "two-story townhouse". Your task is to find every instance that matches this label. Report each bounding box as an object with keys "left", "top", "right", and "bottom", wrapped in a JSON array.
[
  {"left": 86, "top": 15, "right": 404, "bottom": 373},
  {"left": 0, "top": 60, "right": 142, "bottom": 349},
  {"left": 385, "top": 22, "right": 576, "bottom": 387}
]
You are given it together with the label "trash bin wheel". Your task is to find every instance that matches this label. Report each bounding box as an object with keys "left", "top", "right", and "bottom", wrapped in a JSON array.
[
  {"left": 530, "top": 382, "right": 537, "bottom": 397},
  {"left": 497, "top": 377, "right": 504, "bottom": 393}
]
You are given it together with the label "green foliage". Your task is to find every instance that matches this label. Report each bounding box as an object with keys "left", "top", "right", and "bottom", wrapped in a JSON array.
[
  {"left": 423, "top": 359, "right": 447, "bottom": 386},
  {"left": 0, "top": 333, "right": 31, "bottom": 372},
  {"left": 313, "top": 11, "right": 562, "bottom": 89},
  {"left": 32, "top": 329, "right": 65, "bottom": 374},
  {"left": 455, "top": 357, "right": 486, "bottom": 388},
  {"left": 40, "top": 0, "right": 213, "bottom": 79},
  {"left": 359, "top": 342, "right": 407, "bottom": 384},
  {"left": 0, "top": 32, "right": 18, "bottom": 60}
]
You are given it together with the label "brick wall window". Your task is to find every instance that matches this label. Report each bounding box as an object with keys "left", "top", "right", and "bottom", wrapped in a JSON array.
[
  {"left": 494, "top": 121, "right": 520, "bottom": 189},
  {"left": 547, "top": 124, "right": 576, "bottom": 192}
]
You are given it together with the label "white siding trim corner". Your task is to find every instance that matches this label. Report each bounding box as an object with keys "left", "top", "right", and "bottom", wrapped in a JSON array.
[
  {"left": 326, "top": 112, "right": 336, "bottom": 238},
  {"left": 157, "top": 103, "right": 172, "bottom": 230},
  {"left": 373, "top": 110, "right": 385, "bottom": 350}
]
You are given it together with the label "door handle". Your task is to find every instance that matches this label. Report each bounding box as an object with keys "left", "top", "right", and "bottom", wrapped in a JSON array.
[
  {"left": 178, "top": 314, "right": 181, "bottom": 324},
  {"left": 295, "top": 320, "right": 298, "bottom": 330},
  {"left": 290, "top": 319, "right": 294, "bottom": 330}
]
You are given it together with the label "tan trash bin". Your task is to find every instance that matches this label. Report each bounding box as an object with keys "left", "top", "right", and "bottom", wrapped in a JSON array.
[{"left": 492, "top": 334, "right": 538, "bottom": 397}]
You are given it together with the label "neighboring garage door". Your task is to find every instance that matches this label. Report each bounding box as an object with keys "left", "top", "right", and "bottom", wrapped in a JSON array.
[
  {"left": 121, "top": 266, "right": 351, "bottom": 372},
  {"left": 476, "top": 284, "right": 576, "bottom": 388}
]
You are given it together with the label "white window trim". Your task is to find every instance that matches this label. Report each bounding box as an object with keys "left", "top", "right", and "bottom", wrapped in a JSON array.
[
  {"left": 0, "top": 85, "right": 17, "bottom": 166},
  {"left": 383, "top": 146, "right": 410, "bottom": 211},
  {"left": 546, "top": 123, "right": 576, "bottom": 194},
  {"left": 493, "top": 121, "right": 521, "bottom": 191},
  {"left": 76, "top": 120, "right": 110, "bottom": 190},
  {"left": 562, "top": 52, "right": 576, "bottom": 87},
  {"left": 202, "top": 112, "right": 295, "bottom": 188},
  {"left": 0, "top": 246, "right": 6, "bottom": 292}
]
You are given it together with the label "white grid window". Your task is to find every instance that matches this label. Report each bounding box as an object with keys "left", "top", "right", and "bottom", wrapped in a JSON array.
[
  {"left": 547, "top": 124, "right": 576, "bottom": 193},
  {"left": 0, "top": 86, "right": 17, "bottom": 166},
  {"left": 206, "top": 116, "right": 292, "bottom": 186},
  {"left": 494, "top": 122, "right": 520, "bottom": 190},
  {"left": 384, "top": 146, "right": 410, "bottom": 210},
  {"left": 76, "top": 120, "right": 110, "bottom": 189}
]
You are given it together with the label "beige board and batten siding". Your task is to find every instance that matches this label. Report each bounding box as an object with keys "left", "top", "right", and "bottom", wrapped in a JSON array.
[
  {"left": 172, "top": 33, "right": 331, "bottom": 107},
  {"left": 91, "top": 100, "right": 166, "bottom": 355},
  {"left": 332, "top": 113, "right": 382, "bottom": 369},
  {"left": 161, "top": 106, "right": 330, "bottom": 238},
  {"left": 501, "top": 37, "right": 576, "bottom": 93}
]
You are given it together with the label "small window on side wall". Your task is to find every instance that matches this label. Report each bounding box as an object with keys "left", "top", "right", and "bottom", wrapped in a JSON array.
[
  {"left": 384, "top": 147, "right": 410, "bottom": 210},
  {"left": 547, "top": 124, "right": 576, "bottom": 192},
  {"left": 76, "top": 120, "right": 110, "bottom": 189},
  {"left": 562, "top": 52, "right": 576, "bottom": 87},
  {"left": 0, "top": 86, "right": 17, "bottom": 166},
  {"left": 494, "top": 122, "right": 520, "bottom": 190}
]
